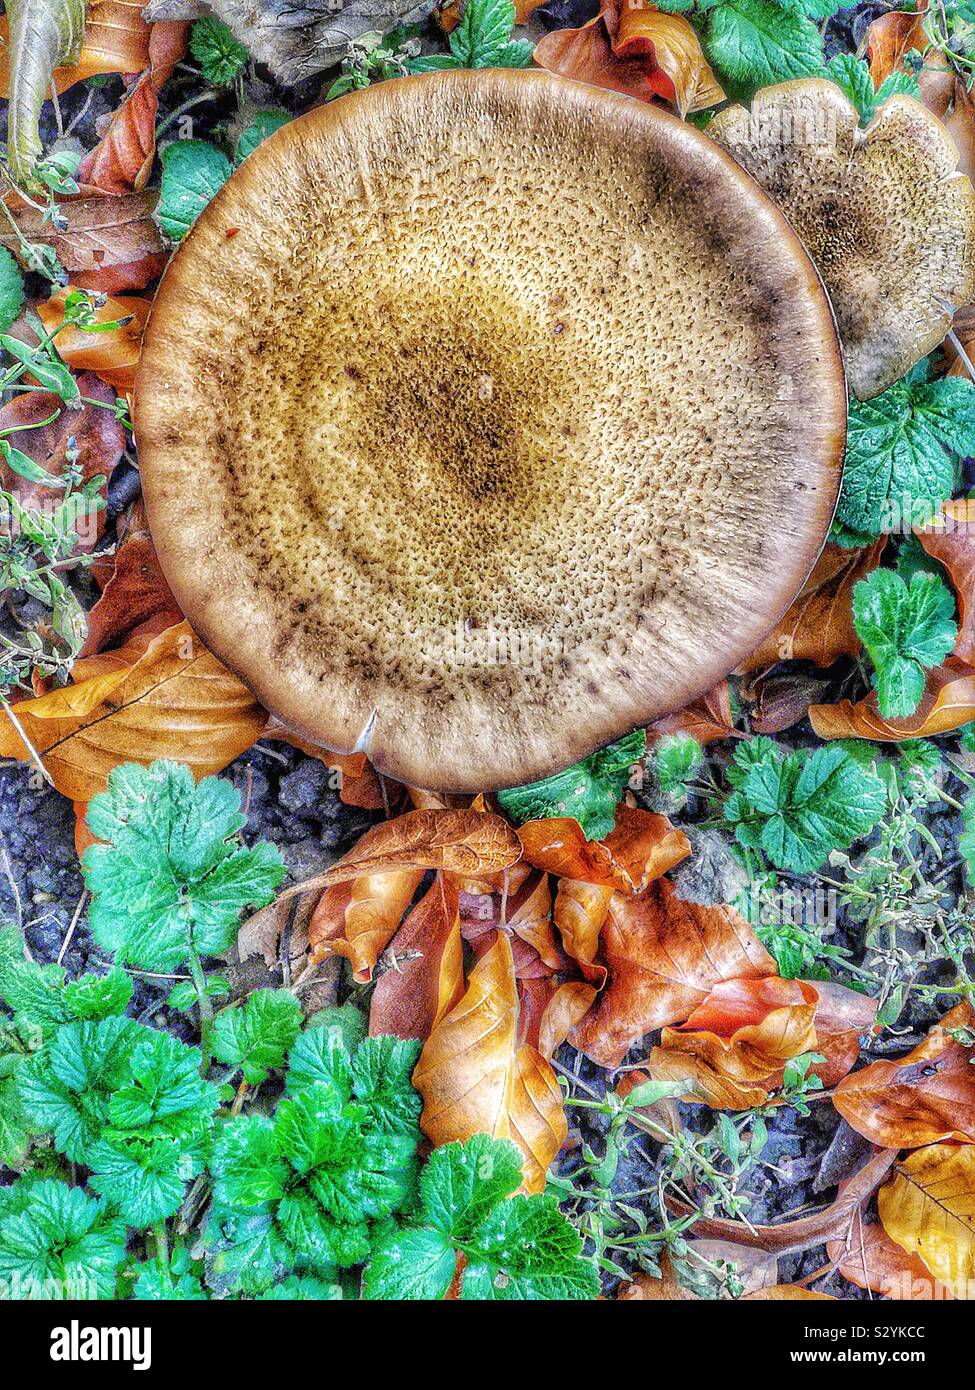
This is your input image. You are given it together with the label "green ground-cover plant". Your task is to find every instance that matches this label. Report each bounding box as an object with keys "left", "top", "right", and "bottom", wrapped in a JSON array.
[
  {"left": 496, "top": 730, "right": 645, "bottom": 840},
  {"left": 0, "top": 758, "right": 597, "bottom": 1301}
]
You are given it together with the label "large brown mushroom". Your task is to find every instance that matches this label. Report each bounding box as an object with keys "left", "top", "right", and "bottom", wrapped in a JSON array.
[
  {"left": 135, "top": 69, "right": 846, "bottom": 793},
  {"left": 710, "top": 80, "right": 975, "bottom": 400}
]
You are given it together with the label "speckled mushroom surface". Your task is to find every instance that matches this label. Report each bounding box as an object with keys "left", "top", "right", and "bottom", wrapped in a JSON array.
[
  {"left": 710, "top": 80, "right": 975, "bottom": 401},
  {"left": 135, "top": 69, "right": 846, "bottom": 792}
]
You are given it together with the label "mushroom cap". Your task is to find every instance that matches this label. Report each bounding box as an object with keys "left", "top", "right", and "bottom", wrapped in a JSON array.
[
  {"left": 135, "top": 69, "right": 846, "bottom": 792},
  {"left": 710, "top": 80, "right": 975, "bottom": 401}
]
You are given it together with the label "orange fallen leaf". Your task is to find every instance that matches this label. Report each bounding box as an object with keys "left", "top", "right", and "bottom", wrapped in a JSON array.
[
  {"left": 0, "top": 191, "right": 168, "bottom": 292},
  {"left": 647, "top": 977, "right": 819, "bottom": 1109},
  {"left": 808, "top": 979, "right": 878, "bottom": 1088},
  {"left": 538, "top": 981, "right": 597, "bottom": 1062},
  {"left": 571, "top": 879, "right": 776, "bottom": 1067},
  {"left": 518, "top": 805, "right": 690, "bottom": 894},
  {"left": 668, "top": 1147, "right": 898, "bottom": 1256},
  {"left": 368, "top": 876, "right": 464, "bottom": 1040},
  {"left": 827, "top": 1201, "right": 954, "bottom": 1299},
  {"left": 0, "top": 2, "right": 150, "bottom": 97},
  {"left": 0, "top": 620, "right": 266, "bottom": 801},
  {"left": 809, "top": 657, "right": 975, "bottom": 741},
  {"left": 917, "top": 500, "right": 975, "bottom": 665},
  {"left": 739, "top": 541, "right": 887, "bottom": 672},
  {"left": 413, "top": 932, "right": 567, "bottom": 1193},
  {"left": 37, "top": 287, "right": 150, "bottom": 394},
  {"left": 278, "top": 807, "right": 522, "bottom": 902},
  {"left": 311, "top": 868, "right": 424, "bottom": 981},
  {"left": 534, "top": 0, "right": 724, "bottom": 116},
  {"left": 78, "top": 73, "right": 157, "bottom": 195},
  {"left": 648, "top": 680, "right": 736, "bottom": 745},
  {"left": 80, "top": 506, "right": 181, "bottom": 657},
  {"left": 834, "top": 1001, "right": 975, "bottom": 1149},
  {"left": 553, "top": 878, "right": 615, "bottom": 985},
  {"left": 864, "top": 3, "right": 927, "bottom": 88}
]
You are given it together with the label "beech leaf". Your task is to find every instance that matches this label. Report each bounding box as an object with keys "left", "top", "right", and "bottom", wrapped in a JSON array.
[{"left": 413, "top": 933, "right": 567, "bottom": 1193}]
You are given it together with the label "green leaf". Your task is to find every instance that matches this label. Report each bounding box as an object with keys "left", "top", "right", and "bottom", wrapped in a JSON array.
[
  {"left": 211, "top": 988, "right": 303, "bottom": 1084},
  {"left": 724, "top": 742, "right": 886, "bottom": 872},
  {"left": 63, "top": 968, "right": 133, "bottom": 1021},
  {"left": 4, "top": 0, "right": 85, "bottom": 186},
  {"left": 0, "top": 249, "right": 25, "bottom": 332},
  {"left": 87, "top": 1030, "right": 218, "bottom": 1223},
  {"left": 18, "top": 1016, "right": 140, "bottom": 1161},
  {"left": 835, "top": 366, "right": 975, "bottom": 542},
  {"left": 706, "top": 0, "right": 824, "bottom": 90},
  {"left": 157, "top": 141, "right": 233, "bottom": 243},
  {"left": 853, "top": 568, "right": 957, "bottom": 717},
  {"left": 190, "top": 16, "right": 249, "bottom": 85},
  {"left": 496, "top": 730, "right": 645, "bottom": 840},
  {"left": 235, "top": 109, "right": 290, "bottom": 163},
  {"left": 363, "top": 1227, "right": 456, "bottom": 1300},
  {"left": 258, "top": 1274, "right": 342, "bottom": 1299},
  {"left": 363, "top": 1136, "right": 599, "bottom": 1301},
  {"left": 0, "top": 1176, "right": 126, "bottom": 1299},
  {"left": 419, "top": 1134, "right": 523, "bottom": 1239},
  {"left": 825, "top": 54, "right": 876, "bottom": 122},
  {"left": 961, "top": 797, "right": 975, "bottom": 884},
  {"left": 461, "top": 1193, "right": 600, "bottom": 1300},
  {"left": 653, "top": 734, "right": 703, "bottom": 797},
  {"left": 210, "top": 1034, "right": 422, "bottom": 1293},
  {"left": 0, "top": 926, "right": 70, "bottom": 1036},
  {"left": 450, "top": 0, "right": 517, "bottom": 66},
  {"left": 132, "top": 1246, "right": 207, "bottom": 1300},
  {"left": 350, "top": 1035, "right": 423, "bottom": 1137},
  {"left": 83, "top": 760, "right": 285, "bottom": 973},
  {"left": 0, "top": 335, "right": 79, "bottom": 401},
  {"left": 203, "top": 1202, "right": 291, "bottom": 1297}
]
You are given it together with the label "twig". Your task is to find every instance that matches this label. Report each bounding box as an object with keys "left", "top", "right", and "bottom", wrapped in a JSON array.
[{"left": 56, "top": 889, "right": 88, "bottom": 966}]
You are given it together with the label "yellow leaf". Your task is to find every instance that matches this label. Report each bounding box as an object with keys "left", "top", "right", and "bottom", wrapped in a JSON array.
[
  {"left": 878, "top": 1143, "right": 975, "bottom": 1298},
  {"left": 0, "top": 620, "right": 266, "bottom": 800}
]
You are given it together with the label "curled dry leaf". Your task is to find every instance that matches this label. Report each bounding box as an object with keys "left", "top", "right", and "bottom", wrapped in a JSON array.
[
  {"left": 0, "top": 3, "right": 149, "bottom": 97},
  {"left": 458, "top": 872, "right": 563, "bottom": 982},
  {"left": 0, "top": 191, "right": 168, "bottom": 292},
  {"left": 647, "top": 977, "right": 819, "bottom": 1110},
  {"left": 647, "top": 680, "right": 736, "bottom": 746},
  {"left": 739, "top": 541, "right": 887, "bottom": 673},
  {"left": 571, "top": 879, "right": 776, "bottom": 1068},
  {"left": 518, "top": 805, "right": 690, "bottom": 894},
  {"left": 668, "top": 1146, "right": 899, "bottom": 1256},
  {"left": 413, "top": 932, "right": 567, "bottom": 1193},
  {"left": 515, "top": 977, "right": 598, "bottom": 1061},
  {"left": 368, "top": 875, "right": 464, "bottom": 1040},
  {"left": 78, "top": 73, "right": 158, "bottom": 195},
  {"left": 533, "top": 0, "right": 724, "bottom": 116},
  {"left": 917, "top": 499, "right": 975, "bottom": 665},
  {"left": 37, "top": 286, "right": 151, "bottom": 394},
  {"left": 310, "top": 867, "right": 424, "bottom": 981},
  {"left": 553, "top": 878, "right": 615, "bottom": 985},
  {"left": 878, "top": 1143, "right": 975, "bottom": 1298},
  {"left": 808, "top": 979, "right": 879, "bottom": 1088},
  {"left": 0, "top": 375, "right": 124, "bottom": 551},
  {"left": 833, "top": 1001, "right": 975, "bottom": 1148},
  {"left": 809, "top": 656, "right": 975, "bottom": 741},
  {"left": 0, "top": 620, "right": 266, "bottom": 800},
  {"left": 0, "top": 0, "right": 85, "bottom": 184},
  {"left": 278, "top": 807, "right": 522, "bottom": 902}
]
